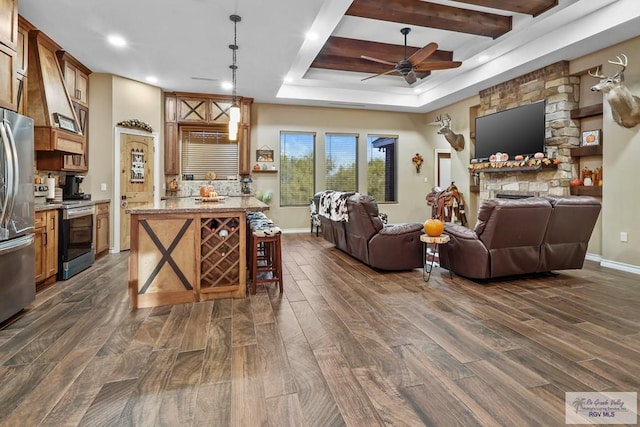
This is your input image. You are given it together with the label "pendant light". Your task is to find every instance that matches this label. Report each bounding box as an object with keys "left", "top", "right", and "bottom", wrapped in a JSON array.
[{"left": 228, "top": 14, "right": 241, "bottom": 141}]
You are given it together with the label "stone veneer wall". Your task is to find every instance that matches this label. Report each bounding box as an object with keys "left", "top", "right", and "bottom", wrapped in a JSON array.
[{"left": 477, "top": 61, "right": 581, "bottom": 199}]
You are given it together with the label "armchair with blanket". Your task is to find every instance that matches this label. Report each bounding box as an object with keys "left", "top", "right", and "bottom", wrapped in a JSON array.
[{"left": 314, "top": 191, "right": 424, "bottom": 270}]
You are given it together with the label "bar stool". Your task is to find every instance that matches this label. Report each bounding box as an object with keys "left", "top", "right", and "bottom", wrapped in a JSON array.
[
  {"left": 250, "top": 233, "right": 283, "bottom": 294},
  {"left": 246, "top": 212, "right": 283, "bottom": 295}
]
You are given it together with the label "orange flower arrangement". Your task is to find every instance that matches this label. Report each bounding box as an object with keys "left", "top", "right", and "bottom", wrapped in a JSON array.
[{"left": 412, "top": 153, "right": 424, "bottom": 173}]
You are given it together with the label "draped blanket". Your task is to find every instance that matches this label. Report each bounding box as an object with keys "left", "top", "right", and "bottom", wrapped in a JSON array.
[{"left": 319, "top": 190, "right": 354, "bottom": 222}]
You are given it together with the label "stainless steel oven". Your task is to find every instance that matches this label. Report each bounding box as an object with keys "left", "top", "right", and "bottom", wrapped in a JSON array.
[{"left": 59, "top": 202, "right": 95, "bottom": 280}]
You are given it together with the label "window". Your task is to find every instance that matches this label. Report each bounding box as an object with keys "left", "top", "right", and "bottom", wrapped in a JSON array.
[
  {"left": 181, "top": 128, "right": 238, "bottom": 179},
  {"left": 325, "top": 133, "right": 357, "bottom": 192},
  {"left": 280, "top": 132, "right": 315, "bottom": 206},
  {"left": 367, "top": 135, "right": 397, "bottom": 202}
]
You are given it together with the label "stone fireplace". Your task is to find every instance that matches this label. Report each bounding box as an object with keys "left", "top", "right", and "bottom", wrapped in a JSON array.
[{"left": 477, "top": 61, "right": 580, "bottom": 200}]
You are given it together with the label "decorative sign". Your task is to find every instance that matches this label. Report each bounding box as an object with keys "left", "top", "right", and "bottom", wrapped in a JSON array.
[
  {"left": 581, "top": 129, "right": 601, "bottom": 146},
  {"left": 131, "top": 148, "right": 145, "bottom": 183},
  {"left": 256, "top": 149, "right": 274, "bottom": 162}
]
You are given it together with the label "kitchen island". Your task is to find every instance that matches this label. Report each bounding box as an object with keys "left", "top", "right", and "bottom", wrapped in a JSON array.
[{"left": 127, "top": 196, "right": 268, "bottom": 308}]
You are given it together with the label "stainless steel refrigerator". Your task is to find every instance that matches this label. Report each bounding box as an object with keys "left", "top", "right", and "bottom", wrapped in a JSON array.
[{"left": 0, "top": 108, "right": 35, "bottom": 323}]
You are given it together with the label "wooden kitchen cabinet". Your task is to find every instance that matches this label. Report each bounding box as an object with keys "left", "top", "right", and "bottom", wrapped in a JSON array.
[
  {"left": 94, "top": 201, "right": 110, "bottom": 257},
  {"left": 56, "top": 51, "right": 89, "bottom": 106},
  {"left": 35, "top": 209, "right": 59, "bottom": 284},
  {"left": 0, "top": 0, "right": 19, "bottom": 111},
  {"left": 164, "top": 122, "right": 179, "bottom": 174},
  {"left": 164, "top": 92, "right": 253, "bottom": 175}
]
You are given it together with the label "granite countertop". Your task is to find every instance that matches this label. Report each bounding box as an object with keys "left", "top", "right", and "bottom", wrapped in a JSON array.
[{"left": 126, "top": 196, "right": 269, "bottom": 214}]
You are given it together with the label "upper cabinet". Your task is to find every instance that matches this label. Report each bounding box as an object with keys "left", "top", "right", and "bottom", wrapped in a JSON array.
[
  {"left": 57, "top": 51, "right": 89, "bottom": 107},
  {"left": 0, "top": 0, "right": 18, "bottom": 111},
  {"left": 164, "top": 92, "right": 253, "bottom": 176}
]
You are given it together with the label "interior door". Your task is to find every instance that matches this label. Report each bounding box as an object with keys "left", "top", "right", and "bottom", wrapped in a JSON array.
[
  {"left": 120, "top": 133, "right": 154, "bottom": 251},
  {"left": 436, "top": 151, "right": 451, "bottom": 188}
]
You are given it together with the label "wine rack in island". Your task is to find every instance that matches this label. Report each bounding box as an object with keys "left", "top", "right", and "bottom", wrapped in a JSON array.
[{"left": 199, "top": 213, "right": 246, "bottom": 299}]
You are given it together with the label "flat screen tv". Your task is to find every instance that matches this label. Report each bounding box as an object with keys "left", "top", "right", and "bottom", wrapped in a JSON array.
[{"left": 474, "top": 100, "right": 546, "bottom": 161}]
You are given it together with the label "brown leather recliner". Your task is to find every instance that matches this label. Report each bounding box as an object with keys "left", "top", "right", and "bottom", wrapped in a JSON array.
[
  {"left": 316, "top": 191, "right": 424, "bottom": 270},
  {"left": 540, "top": 195, "right": 601, "bottom": 271},
  {"left": 439, "top": 196, "right": 601, "bottom": 279}
]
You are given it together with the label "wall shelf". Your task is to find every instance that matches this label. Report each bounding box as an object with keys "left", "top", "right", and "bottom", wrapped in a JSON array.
[
  {"left": 469, "top": 163, "right": 557, "bottom": 173},
  {"left": 570, "top": 186, "right": 602, "bottom": 197},
  {"left": 571, "top": 144, "right": 603, "bottom": 157},
  {"left": 571, "top": 103, "right": 603, "bottom": 119},
  {"left": 252, "top": 169, "right": 278, "bottom": 173}
]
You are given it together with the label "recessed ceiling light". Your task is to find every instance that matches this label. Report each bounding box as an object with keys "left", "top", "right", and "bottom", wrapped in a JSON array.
[
  {"left": 107, "top": 34, "right": 127, "bottom": 48},
  {"left": 478, "top": 55, "right": 490, "bottom": 62},
  {"left": 305, "top": 31, "right": 319, "bottom": 41},
  {"left": 145, "top": 76, "right": 158, "bottom": 84},
  {"left": 284, "top": 76, "right": 293, "bottom": 83},
  {"left": 413, "top": 88, "right": 422, "bottom": 93},
  {"left": 221, "top": 81, "right": 233, "bottom": 90}
]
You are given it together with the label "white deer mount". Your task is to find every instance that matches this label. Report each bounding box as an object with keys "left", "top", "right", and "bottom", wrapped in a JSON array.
[
  {"left": 431, "top": 113, "right": 465, "bottom": 152},
  {"left": 589, "top": 54, "right": 640, "bottom": 128}
]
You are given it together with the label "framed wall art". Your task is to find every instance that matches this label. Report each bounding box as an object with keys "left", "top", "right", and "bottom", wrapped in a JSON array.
[
  {"left": 581, "top": 129, "right": 601, "bottom": 146},
  {"left": 256, "top": 148, "right": 274, "bottom": 162}
]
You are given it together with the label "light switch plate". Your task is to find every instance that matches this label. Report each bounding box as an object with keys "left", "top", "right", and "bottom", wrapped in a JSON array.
[{"left": 100, "top": 183, "right": 107, "bottom": 191}]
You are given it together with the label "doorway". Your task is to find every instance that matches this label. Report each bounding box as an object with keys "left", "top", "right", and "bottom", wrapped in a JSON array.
[
  {"left": 435, "top": 149, "right": 451, "bottom": 188},
  {"left": 113, "top": 128, "right": 160, "bottom": 252}
]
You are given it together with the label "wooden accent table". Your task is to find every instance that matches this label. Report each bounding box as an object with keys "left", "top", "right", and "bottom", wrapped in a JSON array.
[{"left": 420, "top": 234, "right": 450, "bottom": 281}]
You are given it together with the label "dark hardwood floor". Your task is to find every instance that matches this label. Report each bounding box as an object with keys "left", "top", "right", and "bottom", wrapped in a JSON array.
[{"left": 1, "top": 233, "right": 639, "bottom": 426}]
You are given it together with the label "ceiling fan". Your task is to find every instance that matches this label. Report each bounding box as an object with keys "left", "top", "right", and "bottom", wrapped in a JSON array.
[{"left": 361, "top": 27, "right": 462, "bottom": 84}]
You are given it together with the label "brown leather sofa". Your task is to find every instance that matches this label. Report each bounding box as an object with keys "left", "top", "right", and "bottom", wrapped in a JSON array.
[
  {"left": 315, "top": 191, "right": 424, "bottom": 270},
  {"left": 438, "top": 196, "right": 601, "bottom": 279}
]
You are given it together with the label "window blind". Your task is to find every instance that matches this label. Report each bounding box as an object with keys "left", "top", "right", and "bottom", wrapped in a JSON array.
[
  {"left": 325, "top": 133, "right": 357, "bottom": 192},
  {"left": 181, "top": 130, "right": 238, "bottom": 179}
]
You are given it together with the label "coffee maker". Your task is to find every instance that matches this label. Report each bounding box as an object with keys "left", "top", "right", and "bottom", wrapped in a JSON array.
[{"left": 63, "top": 175, "right": 91, "bottom": 200}]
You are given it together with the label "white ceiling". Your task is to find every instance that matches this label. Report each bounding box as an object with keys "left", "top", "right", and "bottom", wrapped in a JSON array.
[{"left": 18, "top": 0, "right": 640, "bottom": 113}]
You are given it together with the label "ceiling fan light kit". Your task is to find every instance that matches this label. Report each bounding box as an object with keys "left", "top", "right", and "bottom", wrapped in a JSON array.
[{"left": 361, "top": 27, "right": 461, "bottom": 84}]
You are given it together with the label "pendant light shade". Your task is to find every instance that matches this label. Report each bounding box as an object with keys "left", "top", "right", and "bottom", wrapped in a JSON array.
[
  {"left": 228, "top": 120, "right": 238, "bottom": 141},
  {"left": 229, "top": 104, "right": 240, "bottom": 123}
]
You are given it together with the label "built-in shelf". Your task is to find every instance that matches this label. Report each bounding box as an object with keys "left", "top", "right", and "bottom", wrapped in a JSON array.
[
  {"left": 571, "top": 103, "right": 603, "bottom": 119},
  {"left": 570, "top": 186, "right": 602, "bottom": 197},
  {"left": 252, "top": 169, "right": 278, "bottom": 174},
  {"left": 571, "top": 144, "right": 603, "bottom": 157},
  {"left": 469, "top": 184, "right": 480, "bottom": 193}
]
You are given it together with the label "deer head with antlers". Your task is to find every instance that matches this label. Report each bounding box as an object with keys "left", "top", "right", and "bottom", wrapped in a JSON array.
[
  {"left": 434, "top": 113, "right": 465, "bottom": 152},
  {"left": 589, "top": 54, "right": 640, "bottom": 128}
]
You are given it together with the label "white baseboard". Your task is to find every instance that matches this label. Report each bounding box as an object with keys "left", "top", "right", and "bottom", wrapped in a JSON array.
[
  {"left": 599, "top": 259, "right": 640, "bottom": 275},
  {"left": 586, "top": 252, "right": 640, "bottom": 275},
  {"left": 282, "top": 228, "right": 311, "bottom": 234}
]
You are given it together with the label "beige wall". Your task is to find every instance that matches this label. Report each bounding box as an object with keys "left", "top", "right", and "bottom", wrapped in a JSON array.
[
  {"left": 423, "top": 95, "right": 480, "bottom": 226},
  {"left": 571, "top": 36, "right": 640, "bottom": 269},
  {"left": 88, "top": 74, "right": 162, "bottom": 250},
  {"left": 250, "top": 103, "right": 436, "bottom": 229}
]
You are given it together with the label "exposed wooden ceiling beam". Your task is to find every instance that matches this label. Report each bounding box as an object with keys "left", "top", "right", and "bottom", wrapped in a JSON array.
[
  {"left": 346, "top": 0, "right": 512, "bottom": 39},
  {"left": 452, "top": 0, "right": 558, "bottom": 17}
]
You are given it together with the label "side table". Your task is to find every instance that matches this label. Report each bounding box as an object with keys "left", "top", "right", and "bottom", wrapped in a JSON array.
[{"left": 420, "top": 234, "right": 450, "bottom": 281}]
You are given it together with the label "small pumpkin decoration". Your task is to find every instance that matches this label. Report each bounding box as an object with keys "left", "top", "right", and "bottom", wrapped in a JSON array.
[{"left": 424, "top": 218, "right": 444, "bottom": 237}]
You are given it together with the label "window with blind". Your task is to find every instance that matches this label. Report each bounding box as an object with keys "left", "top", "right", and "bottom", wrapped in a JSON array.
[
  {"left": 280, "top": 132, "right": 315, "bottom": 206},
  {"left": 181, "top": 129, "right": 238, "bottom": 180},
  {"left": 325, "top": 133, "right": 357, "bottom": 192},
  {"left": 367, "top": 135, "right": 397, "bottom": 202}
]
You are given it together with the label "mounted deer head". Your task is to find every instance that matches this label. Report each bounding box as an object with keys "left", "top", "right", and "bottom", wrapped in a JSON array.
[
  {"left": 589, "top": 54, "right": 640, "bottom": 128},
  {"left": 434, "top": 113, "right": 465, "bottom": 152}
]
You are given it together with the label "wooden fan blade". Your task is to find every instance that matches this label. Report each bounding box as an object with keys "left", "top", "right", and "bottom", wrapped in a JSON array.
[
  {"left": 413, "top": 61, "right": 463, "bottom": 71},
  {"left": 404, "top": 70, "right": 417, "bottom": 85},
  {"left": 407, "top": 42, "right": 438, "bottom": 66},
  {"left": 361, "top": 55, "right": 396, "bottom": 67},
  {"left": 361, "top": 68, "right": 398, "bottom": 81}
]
